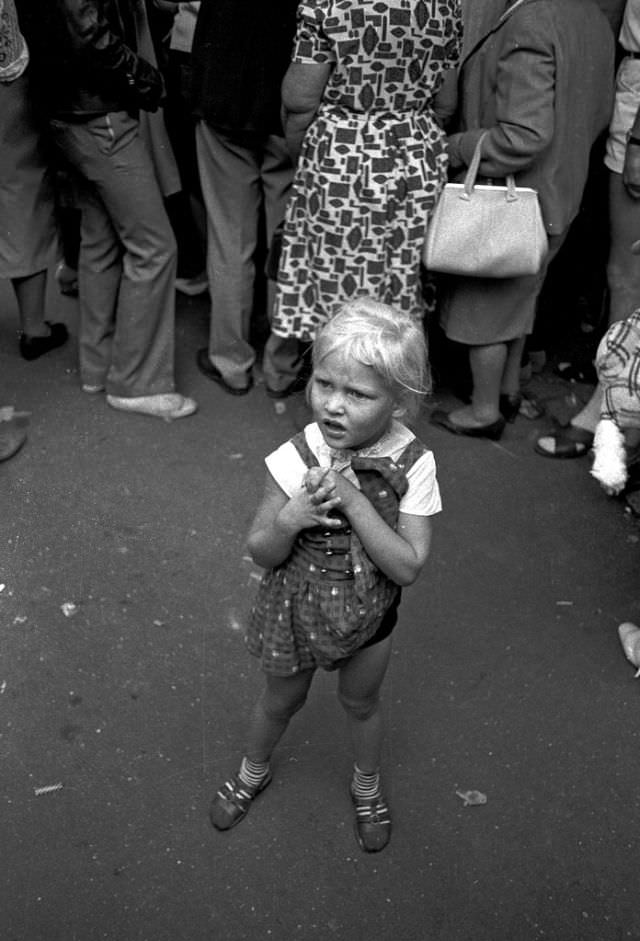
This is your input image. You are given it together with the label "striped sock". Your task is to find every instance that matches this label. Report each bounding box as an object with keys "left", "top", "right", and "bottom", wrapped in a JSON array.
[
  {"left": 352, "top": 765, "right": 381, "bottom": 800},
  {"left": 238, "top": 756, "right": 270, "bottom": 789}
]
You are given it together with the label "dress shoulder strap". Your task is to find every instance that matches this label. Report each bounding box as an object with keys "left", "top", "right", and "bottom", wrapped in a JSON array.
[{"left": 290, "top": 430, "right": 320, "bottom": 468}]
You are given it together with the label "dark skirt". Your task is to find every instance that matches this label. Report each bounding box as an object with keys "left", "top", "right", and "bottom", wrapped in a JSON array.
[{"left": 438, "top": 233, "right": 564, "bottom": 346}]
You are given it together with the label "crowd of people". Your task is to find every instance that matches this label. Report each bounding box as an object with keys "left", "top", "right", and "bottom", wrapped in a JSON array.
[
  {"left": 2, "top": 0, "right": 640, "bottom": 852},
  {"left": 2, "top": 0, "right": 637, "bottom": 470}
]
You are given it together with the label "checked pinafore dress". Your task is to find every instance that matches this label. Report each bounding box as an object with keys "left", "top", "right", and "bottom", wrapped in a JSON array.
[{"left": 246, "top": 431, "right": 428, "bottom": 675}]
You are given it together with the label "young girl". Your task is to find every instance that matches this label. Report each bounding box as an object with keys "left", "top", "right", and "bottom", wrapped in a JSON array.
[{"left": 210, "top": 298, "right": 442, "bottom": 852}]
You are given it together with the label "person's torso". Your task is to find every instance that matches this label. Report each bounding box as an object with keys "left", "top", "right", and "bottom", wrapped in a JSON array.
[{"left": 316, "top": 0, "right": 461, "bottom": 117}]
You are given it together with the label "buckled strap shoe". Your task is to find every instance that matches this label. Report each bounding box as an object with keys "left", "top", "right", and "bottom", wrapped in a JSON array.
[
  {"left": 350, "top": 786, "right": 392, "bottom": 853},
  {"left": 209, "top": 772, "right": 272, "bottom": 831}
]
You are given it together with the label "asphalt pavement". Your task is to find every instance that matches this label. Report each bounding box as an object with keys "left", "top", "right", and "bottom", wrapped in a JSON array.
[{"left": 1, "top": 278, "right": 639, "bottom": 941}]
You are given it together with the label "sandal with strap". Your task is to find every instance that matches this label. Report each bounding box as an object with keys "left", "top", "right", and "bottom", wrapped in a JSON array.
[
  {"left": 350, "top": 786, "right": 392, "bottom": 853},
  {"left": 209, "top": 772, "right": 272, "bottom": 831},
  {"left": 534, "top": 424, "right": 594, "bottom": 459}
]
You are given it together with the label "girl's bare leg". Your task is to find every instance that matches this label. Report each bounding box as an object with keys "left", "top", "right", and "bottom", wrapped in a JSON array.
[{"left": 245, "top": 669, "right": 315, "bottom": 763}]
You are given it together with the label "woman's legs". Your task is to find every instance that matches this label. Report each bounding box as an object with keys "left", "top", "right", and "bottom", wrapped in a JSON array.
[
  {"left": 501, "top": 336, "right": 527, "bottom": 397},
  {"left": 245, "top": 669, "right": 315, "bottom": 763},
  {"left": 12, "top": 270, "right": 69, "bottom": 360},
  {"left": 12, "top": 270, "right": 49, "bottom": 336},
  {"left": 442, "top": 342, "right": 506, "bottom": 427}
]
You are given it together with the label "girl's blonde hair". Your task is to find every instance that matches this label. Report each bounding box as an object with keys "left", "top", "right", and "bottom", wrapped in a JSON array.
[{"left": 312, "top": 297, "right": 431, "bottom": 420}]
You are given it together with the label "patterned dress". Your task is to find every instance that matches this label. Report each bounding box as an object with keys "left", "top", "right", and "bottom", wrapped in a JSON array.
[
  {"left": 271, "top": 0, "right": 462, "bottom": 341},
  {"left": 246, "top": 425, "right": 440, "bottom": 675}
]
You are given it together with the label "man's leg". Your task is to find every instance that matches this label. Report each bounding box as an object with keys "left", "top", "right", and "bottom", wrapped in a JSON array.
[
  {"left": 261, "top": 135, "right": 303, "bottom": 395},
  {"left": 51, "top": 113, "right": 178, "bottom": 397},
  {"left": 196, "top": 122, "right": 261, "bottom": 388}
]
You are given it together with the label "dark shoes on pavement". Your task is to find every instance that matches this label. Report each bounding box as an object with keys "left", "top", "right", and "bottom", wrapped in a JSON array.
[
  {"left": 210, "top": 770, "right": 391, "bottom": 852},
  {"left": 209, "top": 772, "right": 272, "bottom": 831},
  {"left": 196, "top": 348, "right": 253, "bottom": 395},
  {"left": 20, "top": 322, "right": 68, "bottom": 361}
]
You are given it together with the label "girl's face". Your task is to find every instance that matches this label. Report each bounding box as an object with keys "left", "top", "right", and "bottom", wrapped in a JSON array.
[{"left": 309, "top": 350, "right": 398, "bottom": 451}]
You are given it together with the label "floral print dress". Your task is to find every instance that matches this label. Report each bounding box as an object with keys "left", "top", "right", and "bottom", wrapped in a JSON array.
[{"left": 272, "top": 0, "right": 462, "bottom": 341}]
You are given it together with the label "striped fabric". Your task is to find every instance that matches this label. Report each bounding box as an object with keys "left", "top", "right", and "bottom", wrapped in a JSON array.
[{"left": 596, "top": 309, "right": 640, "bottom": 427}]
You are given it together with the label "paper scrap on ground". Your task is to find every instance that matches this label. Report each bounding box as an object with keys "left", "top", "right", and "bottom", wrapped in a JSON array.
[
  {"left": 34, "top": 783, "right": 63, "bottom": 796},
  {"left": 456, "top": 789, "right": 487, "bottom": 806}
]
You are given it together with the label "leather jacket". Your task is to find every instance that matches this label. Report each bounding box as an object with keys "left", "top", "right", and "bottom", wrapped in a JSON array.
[{"left": 18, "top": 0, "right": 164, "bottom": 119}]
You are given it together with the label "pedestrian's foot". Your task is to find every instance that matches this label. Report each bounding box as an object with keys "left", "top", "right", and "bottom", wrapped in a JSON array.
[
  {"left": 209, "top": 772, "right": 272, "bottom": 831},
  {"left": 196, "top": 349, "right": 252, "bottom": 395},
  {"left": 265, "top": 373, "right": 307, "bottom": 399},
  {"left": 534, "top": 424, "right": 593, "bottom": 459},
  {"left": 430, "top": 407, "right": 505, "bottom": 441},
  {"left": 106, "top": 393, "right": 198, "bottom": 421},
  {"left": 175, "top": 272, "right": 208, "bottom": 297},
  {"left": 350, "top": 786, "right": 392, "bottom": 853},
  {"left": 19, "top": 322, "right": 69, "bottom": 361},
  {"left": 0, "top": 406, "right": 29, "bottom": 462}
]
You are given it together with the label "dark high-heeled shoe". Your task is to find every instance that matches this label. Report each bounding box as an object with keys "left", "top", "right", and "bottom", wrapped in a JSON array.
[
  {"left": 499, "top": 393, "right": 522, "bottom": 423},
  {"left": 430, "top": 409, "right": 506, "bottom": 441}
]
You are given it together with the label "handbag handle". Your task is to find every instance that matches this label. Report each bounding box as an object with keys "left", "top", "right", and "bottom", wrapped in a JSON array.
[{"left": 460, "top": 131, "right": 518, "bottom": 202}]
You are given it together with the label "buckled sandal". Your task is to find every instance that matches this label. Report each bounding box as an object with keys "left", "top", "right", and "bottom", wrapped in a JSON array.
[
  {"left": 350, "top": 787, "right": 392, "bottom": 853},
  {"left": 209, "top": 772, "right": 272, "bottom": 831},
  {"left": 534, "top": 424, "right": 594, "bottom": 459}
]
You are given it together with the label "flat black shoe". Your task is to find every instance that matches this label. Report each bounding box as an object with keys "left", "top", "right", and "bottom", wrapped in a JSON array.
[
  {"left": 196, "top": 349, "right": 252, "bottom": 395},
  {"left": 19, "top": 322, "right": 68, "bottom": 361},
  {"left": 430, "top": 409, "right": 505, "bottom": 441}
]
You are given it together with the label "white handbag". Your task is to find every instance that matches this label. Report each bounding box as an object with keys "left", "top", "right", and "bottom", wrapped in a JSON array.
[{"left": 423, "top": 132, "right": 548, "bottom": 279}]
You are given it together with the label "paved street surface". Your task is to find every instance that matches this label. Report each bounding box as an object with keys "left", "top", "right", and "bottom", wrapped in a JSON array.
[{"left": 2, "top": 280, "right": 639, "bottom": 941}]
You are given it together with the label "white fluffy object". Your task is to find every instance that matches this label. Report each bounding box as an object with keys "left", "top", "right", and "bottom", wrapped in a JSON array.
[{"left": 590, "top": 417, "right": 627, "bottom": 494}]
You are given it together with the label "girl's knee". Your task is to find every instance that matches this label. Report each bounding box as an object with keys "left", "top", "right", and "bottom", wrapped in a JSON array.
[
  {"left": 338, "top": 689, "right": 380, "bottom": 722},
  {"left": 261, "top": 675, "right": 311, "bottom": 722}
]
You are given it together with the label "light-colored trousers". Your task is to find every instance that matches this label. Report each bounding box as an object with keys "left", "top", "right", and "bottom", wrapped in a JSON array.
[
  {"left": 50, "top": 112, "right": 177, "bottom": 397},
  {"left": 195, "top": 121, "right": 301, "bottom": 391}
]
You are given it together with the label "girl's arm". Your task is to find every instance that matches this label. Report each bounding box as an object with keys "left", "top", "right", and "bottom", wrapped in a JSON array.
[
  {"left": 328, "top": 475, "right": 432, "bottom": 586},
  {"left": 247, "top": 471, "right": 341, "bottom": 570}
]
